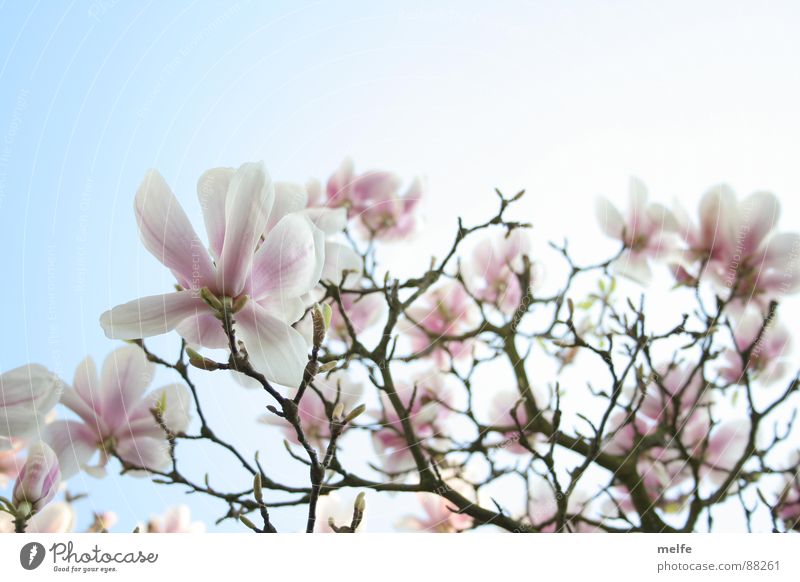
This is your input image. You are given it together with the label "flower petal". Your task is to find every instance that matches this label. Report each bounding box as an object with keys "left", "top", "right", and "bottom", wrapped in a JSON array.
[
  {"left": 250, "top": 213, "right": 324, "bottom": 299},
  {"left": 98, "top": 346, "right": 155, "bottom": 428},
  {"left": 135, "top": 169, "right": 215, "bottom": 288},
  {"left": 197, "top": 167, "right": 234, "bottom": 260},
  {"left": 175, "top": 313, "right": 229, "bottom": 349},
  {"left": 99, "top": 291, "right": 205, "bottom": 340},
  {"left": 321, "top": 241, "right": 362, "bottom": 284},
  {"left": 216, "top": 162, "right": 275, "bottom": 297},
  {"left": 236, "top": 302, "right": 309, "bottom": 387},
  {"left": 45, "top": 420, "right": 97, "bottom": 480},
  {"left": 0, "top": 364, "right": 63, "bottom": 440}
]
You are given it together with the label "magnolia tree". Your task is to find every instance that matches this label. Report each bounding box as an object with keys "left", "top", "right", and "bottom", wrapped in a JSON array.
[{"left": 1, "top": 161, "right": 799, "bottom": 533}]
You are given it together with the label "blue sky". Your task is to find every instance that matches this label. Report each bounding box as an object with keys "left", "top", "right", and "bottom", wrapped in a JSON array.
[{"left": 1, "top": 0, "right": 799, "bottom": 531}]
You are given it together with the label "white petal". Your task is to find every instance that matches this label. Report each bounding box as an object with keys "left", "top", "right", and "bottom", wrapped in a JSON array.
[
  {"left": 236, "top": 303, "right": 309, "bottom": 388},
  {"left": 197, "top": 167, "right": 234, "bottom": 260},
  {"left": 99, "top": 291, "right": 205, "bottom": 340}
]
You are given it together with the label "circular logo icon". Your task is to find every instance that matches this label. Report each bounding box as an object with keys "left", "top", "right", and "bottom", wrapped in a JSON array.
[{"left": 20, "top": 542, "right": 46, "bottom": 570}]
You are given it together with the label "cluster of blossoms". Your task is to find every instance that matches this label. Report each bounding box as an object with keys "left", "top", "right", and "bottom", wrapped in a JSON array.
[{"left": 2, "top": 161, "right": 799, "bottom": 534}]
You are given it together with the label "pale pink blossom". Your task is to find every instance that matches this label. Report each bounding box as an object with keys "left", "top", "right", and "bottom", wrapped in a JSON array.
[
  {"left": 329, "top": 292, "right": 385, "bottom": 342},
  {"left": 143, "top": 505, "right": 205, "bottom": 533},
  {"left": 371, "top": 372, "right": 452, "bottom": 474},
  {"left": 596, "top": 178, "right": 680, "bottom": 283},
  {"left": 326, "top": 158, "right": 422, "bottom": 241},
  {"left": 397, "top": 492, "right": 473, "bottom": 532},
  {"left": 402, "top": 282, "right": 478, "bottom": 366},
  {"left": 46, "top": 346, "right": 191, "bottom": 479},
  {"left": 100, "top": 162, "right": 326, "bottom": 388},
  {"left": 720, "top": 310, "right": 791, "bottom": 384},
  {"left": 0, "top": 441, "right": 23, "bottom": 488},
  {"left": 465, "top": 229, "right": 534, "bottom": 313},
  {"left": 12, "top": 442, "right": 61, "bottom": 514},
  {"left": 259, "top": 370, "right": 363, "bottom": 451},
  {"left": 0, "top": 364, "right": 63, "bottom": 442},
  {"left": 775, "top": 470, "right": 800, "bottom": 531},
  {"left": 684, "top": 187, "right": 800, "bottom": 306},
  {"left": 488, "top": 390, "right": 548, "bottom": 455}
]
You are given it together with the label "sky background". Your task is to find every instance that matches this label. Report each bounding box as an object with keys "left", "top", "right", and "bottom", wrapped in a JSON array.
[{"left": 1, "top": 0, "right": 799, "bottom": 532}]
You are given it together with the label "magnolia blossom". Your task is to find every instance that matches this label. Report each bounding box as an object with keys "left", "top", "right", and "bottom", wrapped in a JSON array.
[
  {"left": 488, "top": 390, "right": 548, "bottom": 455},
  {"left": 720, "top": 310, "right": 791, "bottom": 384},
  {"left": 402, "top": 282, "right": 477, "bottom": 366},
  {"left": 397, "top": 492, "right": 473, "bottom": 532},
  {"left": 259, "top": 370, "right": 363, "bottom": 451},
  {"left": 142, "top": 505, "right": 205, "bottom": 533},
  {"left": 100, "top": 162, "right": 326, "bottom": 387},
  {"left": 326, "top": 158, "right": 422, "bottom": 241},
  {"left": 681, "top": 187, "right": 800, "bottom": 306},
  {"left": 272, "top": 180, "right": 363, "bottom": 284},
  {"left": 465, "top": 229, "right": 534, "bottom": 313},
  {"left": 0, "top": 364, "right": 63, "bottom": 442},
  {"left": 328, "top": 291, "right": 385, "bottom": 342},
  {"left": 12, "top": 442, "right": 61, "bottom": 515},
  {"left": 0, "top": 442, "right": 23, "bottom": 487},
  {"left": 46, "top": 346, "right": 191, "bottom": 479},
  {"left": 314, "top": 491, "right": 367, "bottom": 533},
  {"left": 596, "top": 178, "right": 680, "bottom": 283},
  {"left": 372, "top": 372, "right": 452, "bottom": 474}
]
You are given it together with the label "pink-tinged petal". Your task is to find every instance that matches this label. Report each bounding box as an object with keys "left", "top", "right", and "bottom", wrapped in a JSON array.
[
  {"left": 217, "top": 162, "right": 275, "bottom": 297},
  {"left": 134, "top": 170, "right": 216, "bottom": 288},
  {"left": 99, "top": 290, "right": 205, "bottom": 340},
  {"left": 13, "top": 442, "right": 61, "bottom": 511},
  {"left": 128, "top": 383, "right": 191, "bottom": 438},
  {"left": 595, "top": 196, "right": 625, "bottom": 239},
  {"left": 115, "top": 434, "right": 170, "bottom": 473},
  {"left": 236, "top": 302, "right": 309, "bottom": 388},
  {"left": 268, "top": 182, "right": 309, "bottom": 231},
  {"left": 698, "top": 184, "right": 737, "bottom": 255},
  {"left": 740, "top": 191, "right": 779, "bottom": 256},
  {"left": 0, "top": 364, "right": 63, "bottom": 440},
  {"left": 706, "top": 420, "right": 750, "bottom": 472},
  {"left": 250, "top": 213, "right": 324, "bottom": 300},
  {"left": 648, "top": 202, "right": 680, "bottom": 232},
  {"left": 70, "top": 356, "right": 98, "bottom": 417},
  {"left": 26, "top": 501, "right": 76, "bottom": 533},
  {"left": 197, "top": 167, "right": 234, "bottom": 260},
  {"left": 321, "top": 241, "right": 362, "bottom": 284},
  {"left": 45, "top": 420, "right": 98, "bottom": 480},
  {"left": 98, "top": 346, "right": 154, "bottom": 428},
  {"left": 326, "top": 158, "right": 355, "bottom": 207},
  {"left": 175, "top": 313, "right": 228, "bottom": 349}
]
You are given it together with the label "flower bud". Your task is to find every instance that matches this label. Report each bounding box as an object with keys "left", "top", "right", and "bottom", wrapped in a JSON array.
[{"left": 12, "top": 442, "right": 61, "bottom": 516}]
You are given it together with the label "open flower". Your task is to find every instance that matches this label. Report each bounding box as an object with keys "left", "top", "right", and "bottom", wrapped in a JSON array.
[
  {"left": 1, "top": 364, "right": 63, "bottom": 442},
  {"left": 371, "top": 372, "right": 452, "bottom": 474},
  {"left": 465, "top": 229, "right": 534, "bottom": 313},
  {"left": 720, "top": 309, "right": 791, "bottom": 384},
  {"left": 46, "top": 346, "right": 191, "bottom": 479},
  {"left": 683, "top": 187, "right": 800, "bottom": 307},
  {"left": 259, "top": 369, "right": 363, "bottom": 452},
  {"left": 596, "top": 178, "right": 680, "bottom": 283},
  {"left": 12, "top": 442, "right": 61, "bottom": 516},
  {"left": 100, "top": 162, "right": 326, "bottom": 387},
  {"left": 402, "top": 282, "right": 477, "bottom": 366},
  {"left": 326, "top": 158, "right": 422, "bottom": 241},
  {"left": 142, "top": 505, "right": 205, "bottom": 533},
  {"left": 397, "top": 492, "right": 473, "bottom": 532}
]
